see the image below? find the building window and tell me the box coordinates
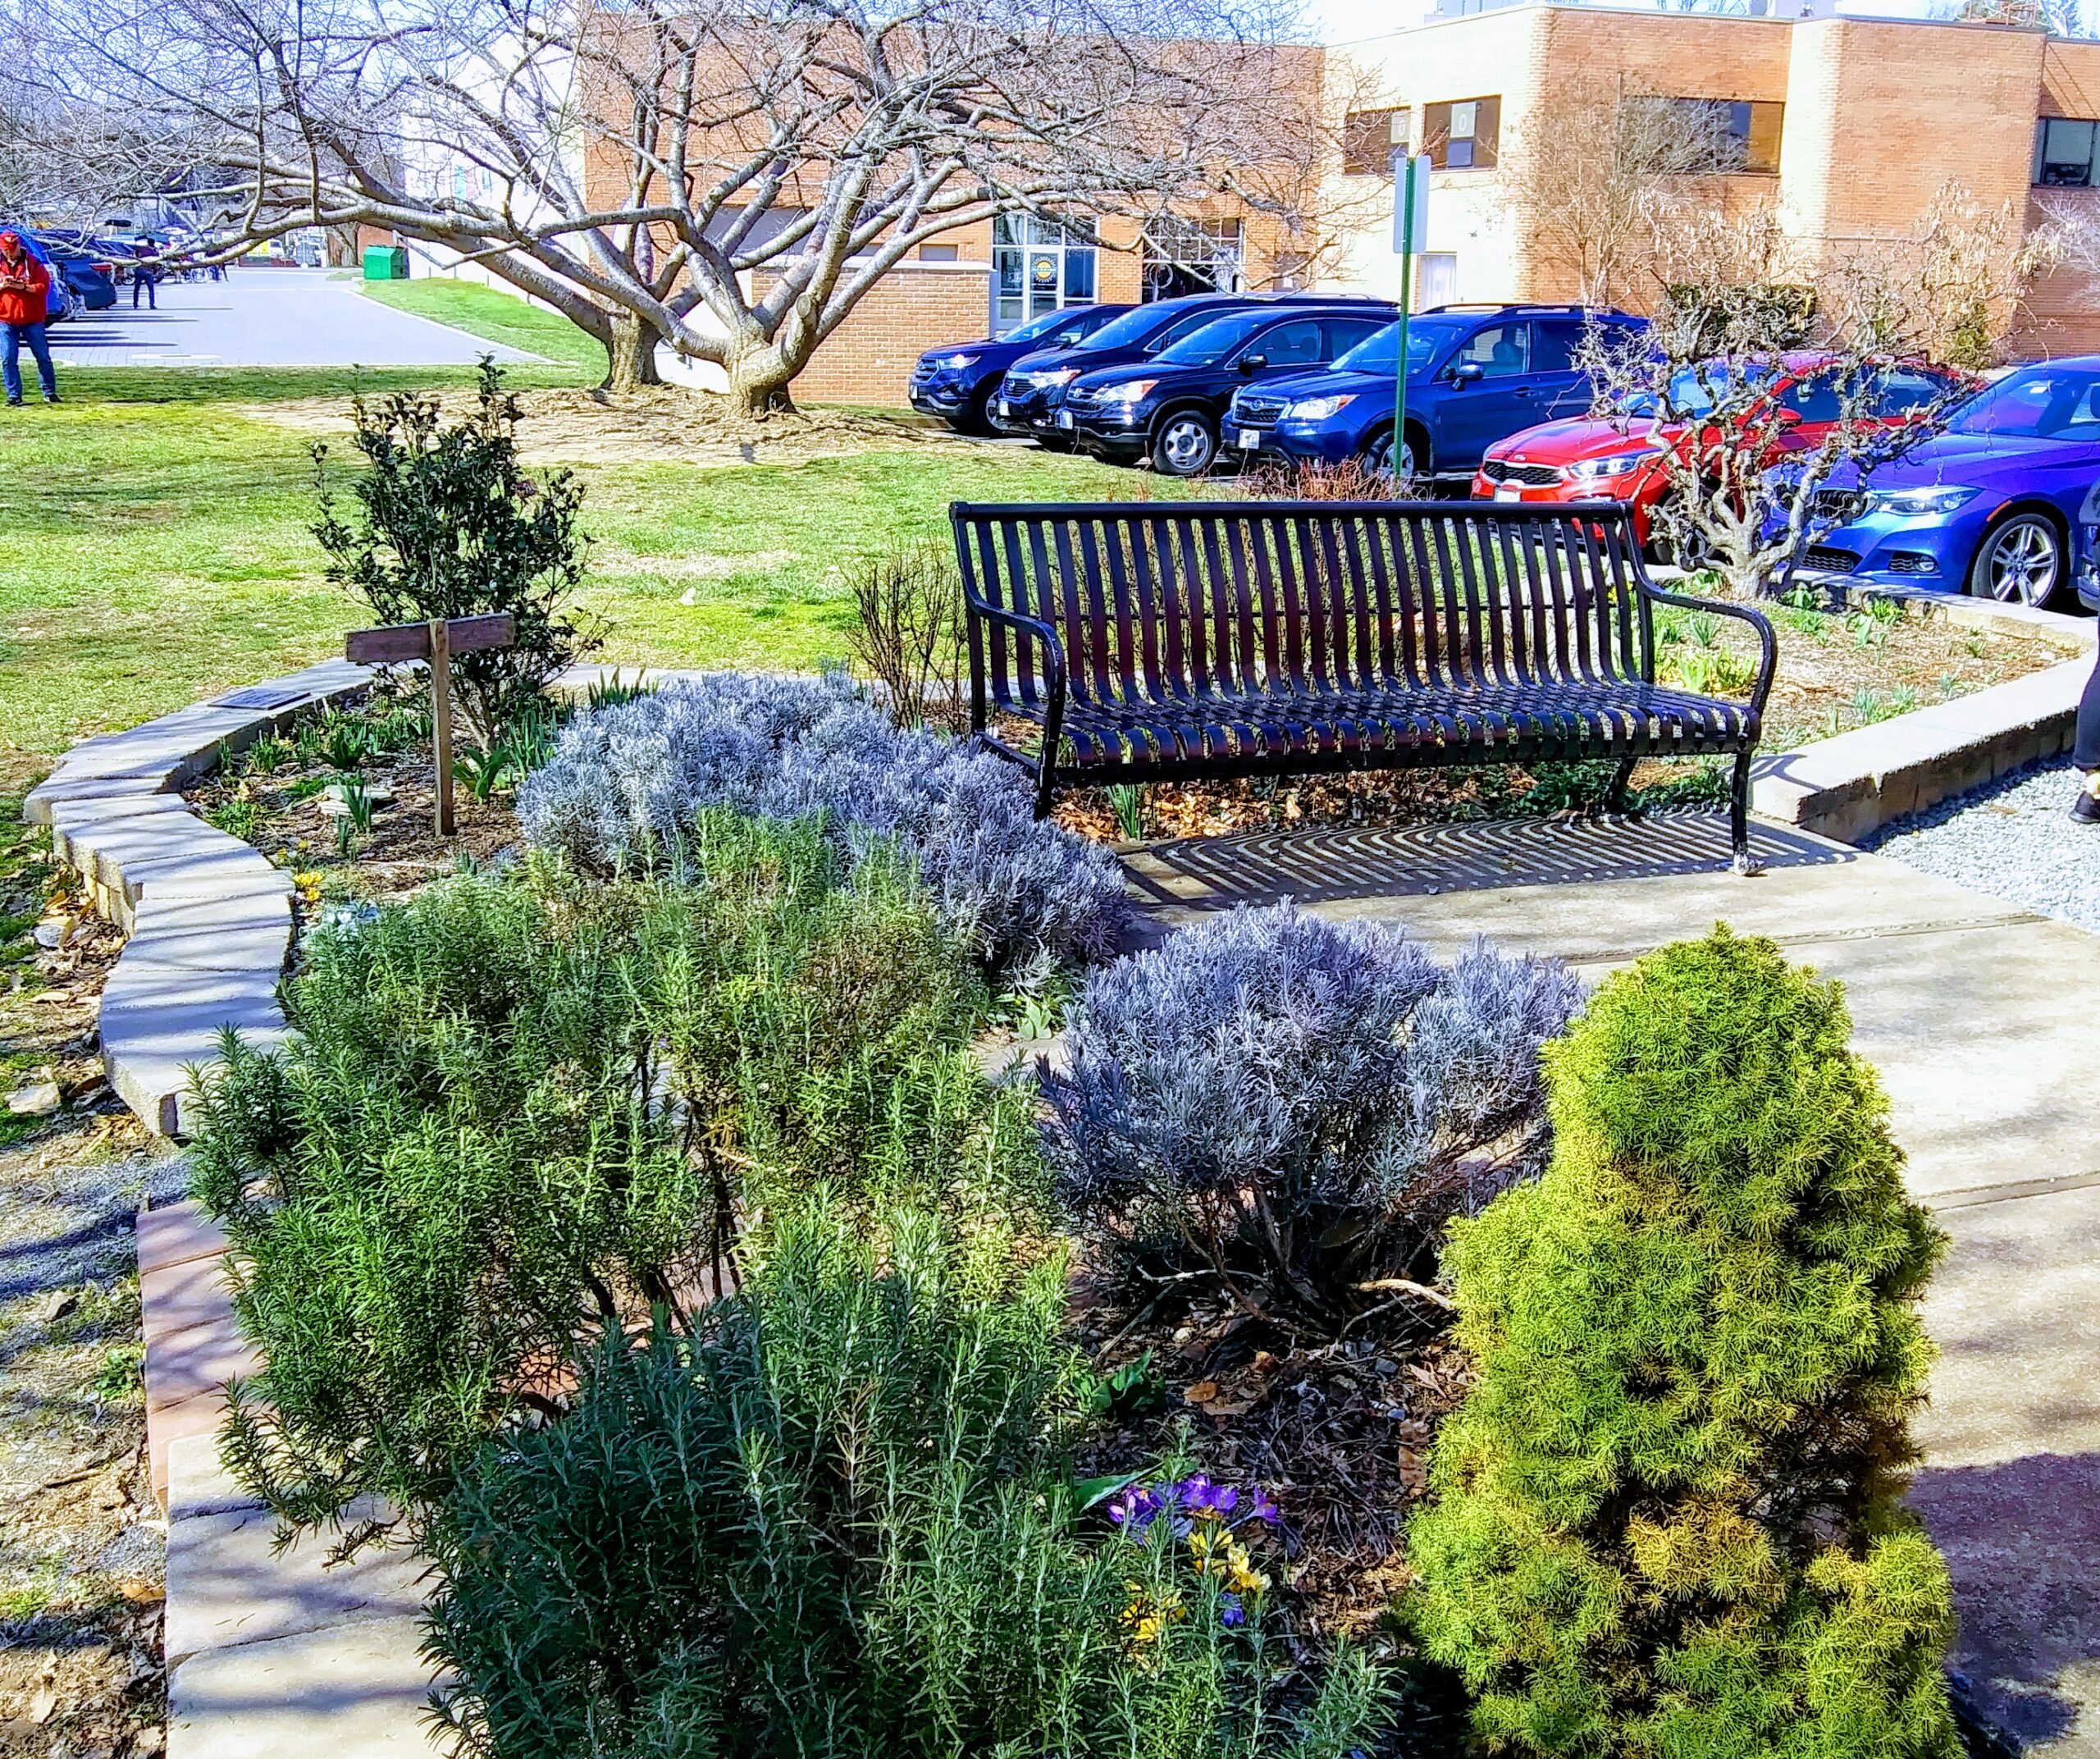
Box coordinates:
[1342,107,1408,176]
[2036,117,2100,186]
[1140,217,1244,300]
[1656,98,1784,174]
[920,243,958,262]
[992,214,1098,331]
[1422,97,1500,170]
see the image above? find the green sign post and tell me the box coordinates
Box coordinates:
[1390,149,1430,495]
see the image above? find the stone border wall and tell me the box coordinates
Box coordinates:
[1751,590,2094,846]
[24,661,376,1135]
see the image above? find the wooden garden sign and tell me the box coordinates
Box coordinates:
[344,613,516,838]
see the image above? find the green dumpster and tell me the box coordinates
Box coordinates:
[361,244,409,281]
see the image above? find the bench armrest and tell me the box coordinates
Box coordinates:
[1639,580,1778,723]
[961,595,1069,758]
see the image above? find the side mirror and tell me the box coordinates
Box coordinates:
[1449,360,1485,386]
[1238,354,1267,374]
[1777,408,1803,427]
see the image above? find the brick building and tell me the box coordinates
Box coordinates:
[1320,3,2100,355]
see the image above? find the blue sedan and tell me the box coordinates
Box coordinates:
[1796,359,2100,607]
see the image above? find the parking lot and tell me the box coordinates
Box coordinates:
[46,263,542,369]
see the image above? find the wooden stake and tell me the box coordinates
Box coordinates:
[428,616,455,838]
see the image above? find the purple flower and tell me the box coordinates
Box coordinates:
[1108,1484,1166,1532]
[1220,1592,1246,1628]
[1178,1475,1239,1519]
[1244,1486,1278,1526]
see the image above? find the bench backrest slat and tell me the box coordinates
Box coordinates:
[952,501,1651,717]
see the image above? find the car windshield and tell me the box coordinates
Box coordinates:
[1154,313,1271,366]
[1005,307,1089,346]
[1625,360,1783,418]
[1076,304,1207,351]
[1331,318,1471,378]
[1946,365,2100,437]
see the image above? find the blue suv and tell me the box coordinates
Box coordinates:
[907,304,1129,434]
[1222,304,1646,481]
[992,292,1395,450]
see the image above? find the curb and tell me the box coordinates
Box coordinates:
[1751,591,2093,846]
[25,661,374,1136]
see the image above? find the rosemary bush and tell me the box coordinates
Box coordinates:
[1040,903,1582,1330]
[188,816,1026,1535]
[1408,927,1959,1757]
[515,671,1127,974]
[313,359,599,750]
[423,1195,1396,1759]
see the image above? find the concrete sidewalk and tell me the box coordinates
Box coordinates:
[48,266,541,369]
[1129,814,2100,1752]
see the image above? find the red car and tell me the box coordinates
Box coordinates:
[1470,353,1975,552]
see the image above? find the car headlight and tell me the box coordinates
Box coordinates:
[1285,393,1357,421]
[1097,379,1156,404]
[1029,368,1079,387]
[1568,447,1664,482]
[932,352,979,371]
[1870,486,1979,516]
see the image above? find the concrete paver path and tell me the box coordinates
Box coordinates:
[47,265,541,368]
[1128,814,2100,1752]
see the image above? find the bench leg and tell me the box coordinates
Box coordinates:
[1032,759,1058,822]
[1604,756,1640,820]
[1729,752,1762,876]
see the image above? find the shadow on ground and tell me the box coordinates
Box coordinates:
[1913,1451,2100,1748]
[1122,811,1847,913]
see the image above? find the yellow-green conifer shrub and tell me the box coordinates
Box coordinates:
[1407,926,1961,1757]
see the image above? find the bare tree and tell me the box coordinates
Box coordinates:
[1577,218,1974,601]
[41,0,1344,409]
[1505,82,1746,307]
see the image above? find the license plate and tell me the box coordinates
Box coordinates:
[998,399,1011,417]
[1058,410,1074,429]
[1238,428,1258,450]
[1494,485,1522,502]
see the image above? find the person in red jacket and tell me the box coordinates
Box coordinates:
[0,232,57,406]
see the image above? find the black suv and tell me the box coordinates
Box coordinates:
[990,292,1393,451]
[906,303,1130,434]
[1065,304,1397,475]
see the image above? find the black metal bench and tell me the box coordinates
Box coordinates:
[950,499,1776,871]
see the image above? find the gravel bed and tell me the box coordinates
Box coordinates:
[1867,756,2100,933]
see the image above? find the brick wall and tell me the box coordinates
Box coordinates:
[769,262,996,406]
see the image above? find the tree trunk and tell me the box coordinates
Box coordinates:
[725,343,800,418]
[601,313,664,395]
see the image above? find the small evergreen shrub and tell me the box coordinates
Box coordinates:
[313,358,599,750]
[514,671,1128,974]
[1406,926,1960,1757]
[188,818,1027,1535]
[1039,904,1582,1328]
[423,1195,1396,1759]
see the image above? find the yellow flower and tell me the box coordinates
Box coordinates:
[1225,1542,1270,1597]
[294,870,324,891]
[1188,1528,1227,1573]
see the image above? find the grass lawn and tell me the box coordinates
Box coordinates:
[357,277,609,374]
[0,343,1128,791]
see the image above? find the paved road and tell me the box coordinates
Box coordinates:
[47,264,541,368]
[1133,816,2100,1754]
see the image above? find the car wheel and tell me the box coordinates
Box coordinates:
[1647,487,1720,572]
[1967,512,2065,608]
[1152,410,1218,477]
[946,386,997,438]
[1361,427,1421,487]
[1037,431,1075,453]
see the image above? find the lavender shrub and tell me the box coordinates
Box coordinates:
[1040,904,1582,1328]
[517,674,1127,971]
